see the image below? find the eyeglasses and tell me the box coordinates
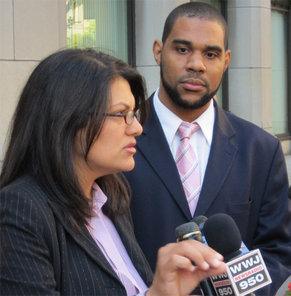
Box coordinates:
[104,110,140,125]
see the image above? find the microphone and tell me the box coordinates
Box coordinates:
[175,221,216,296]
[176,221,202,242]
[203,214,242,261]
[203,213,272,296]
[192,215,208,244]
[192,215,208,230]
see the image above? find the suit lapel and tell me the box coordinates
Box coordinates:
[114,213,153,286]
[195,104,238,216]
[48,201,120,282]
[138,98,192,219]
[139,98,238,219]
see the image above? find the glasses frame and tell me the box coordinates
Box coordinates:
[104,110,140,125]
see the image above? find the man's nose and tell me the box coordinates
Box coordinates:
[186,52,206,73]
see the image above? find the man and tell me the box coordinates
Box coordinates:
[125,2,291,295]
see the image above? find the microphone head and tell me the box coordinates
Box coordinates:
[203,213,242,261]
[192,215,208,229]
[175,222,202,242]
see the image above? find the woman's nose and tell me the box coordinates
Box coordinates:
[126,116,143,137]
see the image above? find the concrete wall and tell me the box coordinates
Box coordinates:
[0,0,66,163]
[227,0,273,133]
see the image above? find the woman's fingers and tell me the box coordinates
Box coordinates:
[157,240,224,271]
[148,240,226,296]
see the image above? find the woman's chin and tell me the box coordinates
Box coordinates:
[122,161,135,172]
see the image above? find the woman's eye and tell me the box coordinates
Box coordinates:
[110,111,127,116]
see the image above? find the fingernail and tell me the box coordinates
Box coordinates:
[211,258,223,268]
[216,254,224,261]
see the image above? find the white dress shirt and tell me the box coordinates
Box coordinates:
[153,89,215,185]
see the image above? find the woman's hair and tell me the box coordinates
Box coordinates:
[0,48,147,226]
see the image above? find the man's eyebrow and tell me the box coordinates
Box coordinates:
[172,39,192,46]
[205,45,223,53]
[172,40,223,53]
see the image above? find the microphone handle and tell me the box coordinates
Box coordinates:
[200,279,216,295]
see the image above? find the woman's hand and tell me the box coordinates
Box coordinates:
[147,240,226,296]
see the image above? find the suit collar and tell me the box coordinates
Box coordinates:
[49,201,153,287]
[114,214,153,286]
[140,97,238,218]
[140,96,192,219]
[194,102,238,215]
[48,201,121,283]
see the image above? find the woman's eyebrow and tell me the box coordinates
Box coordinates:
[109,102,133,109]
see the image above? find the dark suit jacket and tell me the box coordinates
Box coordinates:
[125,96,291,296]
[0,175,153,295]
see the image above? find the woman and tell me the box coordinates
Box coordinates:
[0,48,225,295]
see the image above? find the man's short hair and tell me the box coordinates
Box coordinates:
[162,1,228,48]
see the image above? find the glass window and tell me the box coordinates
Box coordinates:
[271,2,289,135]
[66,0,130,63]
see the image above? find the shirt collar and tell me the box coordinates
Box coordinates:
[153,89,215,146]
[91,183,108,214]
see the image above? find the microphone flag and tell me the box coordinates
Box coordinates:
[225,249,272,296]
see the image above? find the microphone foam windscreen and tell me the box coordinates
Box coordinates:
[203,213,242,257]
[192,215,207,228]
[175,222,200,239]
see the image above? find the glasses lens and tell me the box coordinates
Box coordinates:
[125,111,133,125]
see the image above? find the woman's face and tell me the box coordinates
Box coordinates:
[74,77,143,187]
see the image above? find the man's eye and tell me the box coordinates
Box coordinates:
[177,47,189,54]
[205,52,218,59]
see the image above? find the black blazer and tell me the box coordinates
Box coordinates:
[0,175,153,295]
[125,96,291,296]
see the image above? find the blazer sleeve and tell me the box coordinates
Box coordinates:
[0,187,60,296]
[253,141,291,295]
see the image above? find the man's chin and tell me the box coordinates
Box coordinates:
[175,94,211,110]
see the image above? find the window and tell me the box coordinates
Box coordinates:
[271,0,290,136]
[66,0,134,64]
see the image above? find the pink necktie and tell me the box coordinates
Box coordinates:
[176,122,201,217]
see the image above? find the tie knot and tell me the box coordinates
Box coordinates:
[178,122,199,140]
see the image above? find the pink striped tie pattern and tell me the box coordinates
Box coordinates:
[176,122,201,217]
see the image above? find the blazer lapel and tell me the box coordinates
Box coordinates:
[113,213,153,286]
[48,201,120,282]
[138,98,192,219]
[195,104,238,216]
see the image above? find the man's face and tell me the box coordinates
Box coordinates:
[153,16,231,120]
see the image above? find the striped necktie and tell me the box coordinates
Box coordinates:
[176,122,201,216]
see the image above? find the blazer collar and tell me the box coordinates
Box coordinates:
[140,96,238,218]
[195,102,238,215]
[113,214,153,286]
[140,96,193,219]
[48,201,120,283]
[49,201,153,287]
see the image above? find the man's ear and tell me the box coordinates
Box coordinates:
[224,49,231,72]
[153,40,163,66]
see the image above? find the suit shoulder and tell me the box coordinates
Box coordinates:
[1,175,50,205]
[0,175,54,230]
[224,110,279,145]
